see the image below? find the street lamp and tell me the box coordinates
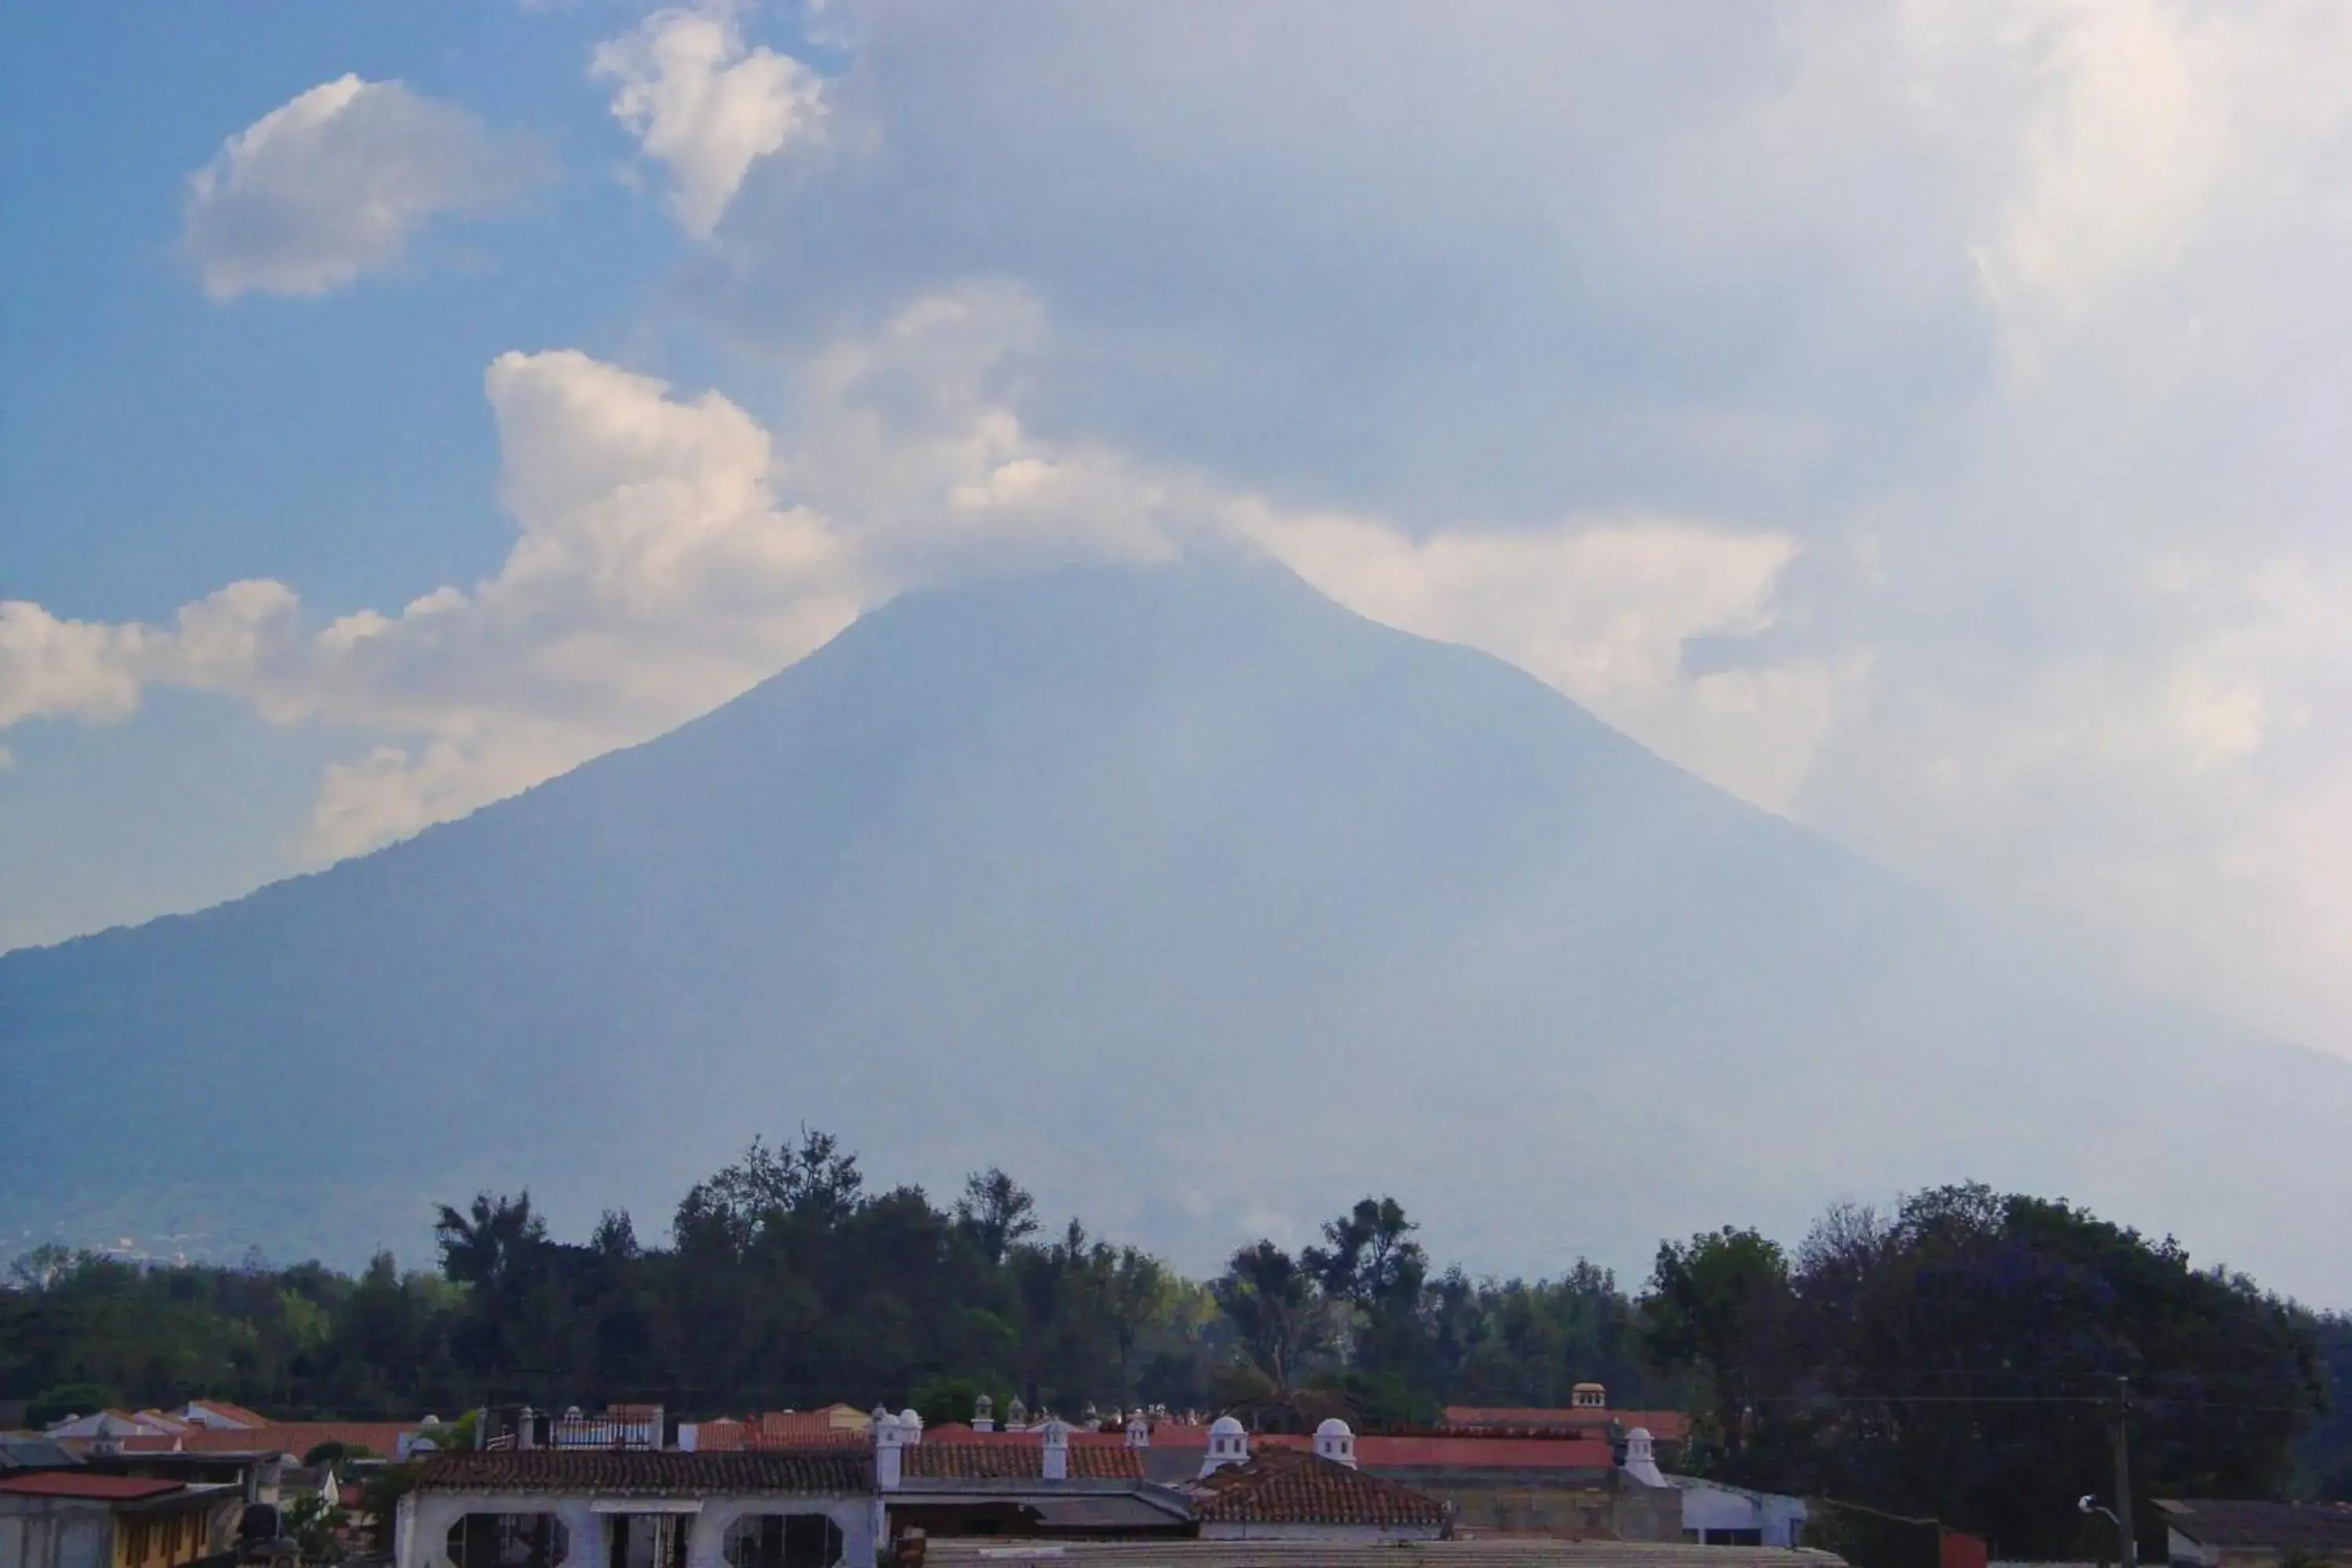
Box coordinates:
[2081,1495,2129,1565]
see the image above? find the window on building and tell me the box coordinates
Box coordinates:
[608,1514,691,1568]
[446,1513,572,1568]
[723,1513,844,1568]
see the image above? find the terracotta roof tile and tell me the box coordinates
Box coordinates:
[169,1422,421,1459]
[0,1474,187,1501]
[1190,1450,1446,1528]
[745,1413,867,1448]
[415,1450,869,1495]
[1357,1434,1614,1470]
[1442,1406,1692,1442]
[187,1403,273,1429]
[902,1443,1142,1480]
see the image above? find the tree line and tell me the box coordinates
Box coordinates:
[5,1130,2349,1559]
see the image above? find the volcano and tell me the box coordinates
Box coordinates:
[6,555,2348,1298]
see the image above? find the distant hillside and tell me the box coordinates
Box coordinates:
[5,556,2349,1299]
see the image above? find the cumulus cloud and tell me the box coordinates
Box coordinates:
[0,604,149,727]
[593,2,825,237]
[0,585,299,728]
[182,75,549,299]
[0,287,1810,867]
[1234,506,1841,811]
[31,1,2352,1064]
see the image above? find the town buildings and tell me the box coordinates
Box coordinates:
[0,1473,238,1568]
[2159,1499,2352,1568]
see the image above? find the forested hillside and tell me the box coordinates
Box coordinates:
[5,1131,2344,1559]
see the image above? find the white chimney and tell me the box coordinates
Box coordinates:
[898,1410,924,1447]
[1041,1417,1070,1481]
[1313,1418,1356,1468]
[1124,1411,1149,1449]
[973,1395,995,1435]
[1622,1427,1668,1488]
[874,1411,905,1491]
[1200,1415,1249,1478]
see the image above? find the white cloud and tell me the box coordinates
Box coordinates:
[1235,506,1839,811]
[34,1,2352,1068]
[0,584,298,728]
[0,604,149,727]
[0,286,1818,866]
[593,2,825,238]
[182,74,548,299]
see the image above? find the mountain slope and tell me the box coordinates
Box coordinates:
[6,556,2349,1298]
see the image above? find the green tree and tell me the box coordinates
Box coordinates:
[1642,1225,1791,1456]
[1213,1241,1334,1420]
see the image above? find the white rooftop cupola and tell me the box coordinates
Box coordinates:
[898,1409,923,1446]
[973,1394,995,1434]
[874,1409,908,1491]
[1200,1414,1250,1477]
[1041,1416,1072,1481]
[1313,1417,1357,1468]
[1005,1396,1029,1432]
[1622,1426,1668,1488]
[1572,1381,1608,1409]
[1125,1410,1150,1448]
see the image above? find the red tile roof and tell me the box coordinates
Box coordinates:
[1358,1434,1614,1470]
[902,1443,1143,1480]
[0,1474,186,1501]
[1441,1406,1691,1442]
[169,1421,421,1459]
[692,1420,746,1452]
[414,1450,870,1495]
[185,1403,273,1429]
[1190,1450,1447,1529]
[743,1413,867,1448]
[1083,1424,1611,1472]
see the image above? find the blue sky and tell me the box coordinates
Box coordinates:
[7,1,2352,1068]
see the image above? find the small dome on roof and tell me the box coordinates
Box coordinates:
[899,1409,922,1428]
[1315,1417,1352,1438]
[1209,1414,1246,1436]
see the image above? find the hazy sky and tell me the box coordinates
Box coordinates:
[6,1,2352,1062]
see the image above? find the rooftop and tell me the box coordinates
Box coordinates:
[0,1474,186,1502]
[1443,1408,1693,1443]
[919,1537,1844,1567]
[2158,1499,2352,1552]
[903,1442,1143,1482]
[1190,1448,1449,1530]
[414,1448,870,1495]
[75,1420,422,1460]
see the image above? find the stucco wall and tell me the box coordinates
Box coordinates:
[0,1499,115,1568]
[396,1490,873,1568]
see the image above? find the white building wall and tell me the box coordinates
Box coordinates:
[395,1490,872,1568]
[0,1501,114,1568]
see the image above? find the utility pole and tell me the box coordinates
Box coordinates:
[2112,1377,2138,1568]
